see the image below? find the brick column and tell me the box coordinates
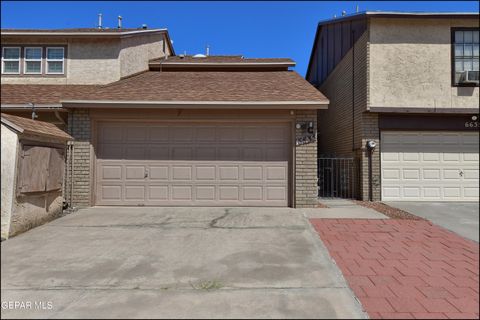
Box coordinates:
[358,112,381,201]
[295,110,318,208]
[66,109,92,208]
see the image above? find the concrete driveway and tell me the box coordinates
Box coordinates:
[1,207,365,319]
[386,202,480,242]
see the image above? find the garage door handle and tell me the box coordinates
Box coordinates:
[145,169,149,178]
[459,170,464,177]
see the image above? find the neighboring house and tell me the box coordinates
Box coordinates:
[1,28,328,209]
[1,113,72,239]
[306,11,479,202]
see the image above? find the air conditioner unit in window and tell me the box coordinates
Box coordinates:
[460,70,480,84]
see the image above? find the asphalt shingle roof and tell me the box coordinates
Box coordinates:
[1,113,72,140]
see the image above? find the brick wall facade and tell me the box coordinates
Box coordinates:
[295,110,318,208]
[357,112,381,201]
[65,109,91,207]
[316,27,381,201]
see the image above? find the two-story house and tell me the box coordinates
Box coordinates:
[307,11,479,202]
[1,28,174,128]
[1,27,328,210]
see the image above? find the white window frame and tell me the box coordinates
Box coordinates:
[2,47,21,74]
[46,47,64,74]
[24,47,43,75]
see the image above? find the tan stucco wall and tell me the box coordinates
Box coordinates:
[119,33,168,78]
[1,33,170,85]
[369,18,480,110]
[1,128,67,239]
[1,124,18,239]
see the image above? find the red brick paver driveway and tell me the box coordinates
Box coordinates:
[310,219,480,319]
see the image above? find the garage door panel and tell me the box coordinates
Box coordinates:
[423,169,440,180]
[381,131,479,201]
[219,166,239,180]
[101,185,122,200]
[125,185,145,200]
[244,186,263,200]
[171,185,193,200]
[96,122,290,206]
[196,186,215,200]
[266,186,288,201]
[149,185,169,200]
[465,187,480,198]
[424,187,441,198]
[102,166,122,180]
[219,186,240,201]
[196,166,216,180]
[464,169,479,180]
[150,166,169,180]
[126,166,145,179]
[243,166,263,180]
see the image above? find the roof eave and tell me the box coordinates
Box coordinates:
[1,28,168,38]
[1,117,25,133]
[151,62,296,67]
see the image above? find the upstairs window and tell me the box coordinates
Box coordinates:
[24,47,42,74]
[2,47,20,74]
[453,29,479,86]
[46,47,64,74]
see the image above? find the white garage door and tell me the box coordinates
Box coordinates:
[95,121,291,206]
[381,131,479,201]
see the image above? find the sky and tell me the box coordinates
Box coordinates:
[2,1,479,75]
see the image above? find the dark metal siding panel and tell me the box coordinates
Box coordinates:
[342,22,351,56]
[311,17,367,86]
[321,30,328,81]
[327,24,335,74]
[334,23,343,65]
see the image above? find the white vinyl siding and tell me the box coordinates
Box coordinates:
[46,47,64,74]
[24,47,42,74]
[381,131,479,201]
[2,47,20,74]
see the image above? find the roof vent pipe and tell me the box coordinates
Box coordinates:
[118,16,122,29]
[206,44,210,56]
[356,5,359,13]
[98,13,103,29]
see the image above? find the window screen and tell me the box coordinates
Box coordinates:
[454,30,480,85]
[25,47,42,74]
[2,47,20,74]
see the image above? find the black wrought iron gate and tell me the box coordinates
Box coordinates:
[318,157,359,199]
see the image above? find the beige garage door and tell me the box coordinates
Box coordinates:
[381,131,479,201]
[95,121,291,206]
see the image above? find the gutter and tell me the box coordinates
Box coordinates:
[60,100,329,109]
[1,104,64,110]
